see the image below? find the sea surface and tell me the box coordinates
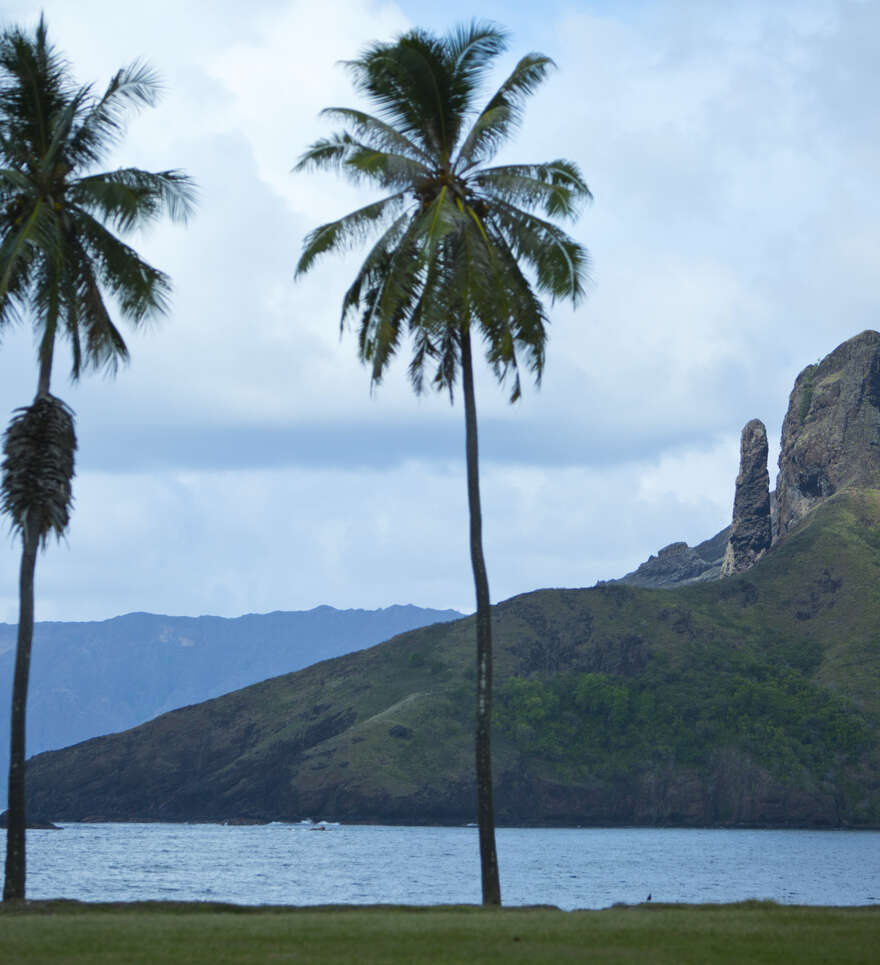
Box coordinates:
[12,823,880,909]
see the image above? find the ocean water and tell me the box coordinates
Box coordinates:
[11,823,879,909]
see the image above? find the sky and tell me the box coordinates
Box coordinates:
[0,0,877,622]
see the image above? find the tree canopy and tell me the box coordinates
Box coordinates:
[0,14,195,392]
[295,20,591,402]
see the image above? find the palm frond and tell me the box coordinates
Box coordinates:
[1,394,76,547]
[0,16,71,162]
[295,132,429,190]
[444,21,508,139]
[348,211,438,385]
[344,30,457,159]
[318,107,432,164]
[63,232,130,378]
[446,21,508,80]
[295,193,409,278]
[0,254,32,329]
[72,208,172,325]
[477,221,549,388]
[456,208,530,400]
[57,256,83,377]
[0,165,34,192]
[404,243,465,397]
[339,210,413,329]
[455,54,555,171]
[0,196,56,306]
[488,199,590,305]
[32,255,62,379]
[423,186,467,251]
[39,84,85,173]
[71,167,196,231]
[68,60,161,166]
[293,133,351,171]
[419,216,486,399]
[472,160,591,218]
[432,322,460,399]
[405,282,441,395]
[345,145,432,188]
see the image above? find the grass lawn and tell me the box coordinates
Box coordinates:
[0,900,877,964]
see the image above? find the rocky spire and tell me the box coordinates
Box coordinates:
[775,330,880,539]
[721,419,772,576]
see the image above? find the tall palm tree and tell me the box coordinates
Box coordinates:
[294,21,590,905]
[0,15,195,901]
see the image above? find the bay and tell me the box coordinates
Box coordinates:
[13,824,880,909]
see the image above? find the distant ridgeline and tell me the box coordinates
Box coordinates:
[0,605,462,804]
[21,333,880,828]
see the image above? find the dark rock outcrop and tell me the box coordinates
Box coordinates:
[776,330,880,539]
[0,809,60,830]
[721,419,772,575]
[609,528,729,588]
[615,331,880,584]
[625,541,711,586]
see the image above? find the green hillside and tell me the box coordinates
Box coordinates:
[25,490,880,827]
[0,604,462,804]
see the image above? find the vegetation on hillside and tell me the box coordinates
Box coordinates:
[496,656,869,784]
[23,490,880,829]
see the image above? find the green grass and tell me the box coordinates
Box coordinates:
[0,901,877,964]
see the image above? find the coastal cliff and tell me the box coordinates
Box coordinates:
[619,330,880,586]
[775,330,880,539]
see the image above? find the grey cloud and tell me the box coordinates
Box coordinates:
[1,0,877,623]
[74,416,723,473]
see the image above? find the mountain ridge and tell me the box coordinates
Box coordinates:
[23,487,880,827]
[0,603,463,805]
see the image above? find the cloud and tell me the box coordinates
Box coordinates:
[0,462,475,621]
[0,0,877,621]
[0,447,738,623]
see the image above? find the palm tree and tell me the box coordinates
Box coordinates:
[0,15,195,901]
[294,21,590,905]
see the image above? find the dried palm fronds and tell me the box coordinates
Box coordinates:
[1,395,76,547]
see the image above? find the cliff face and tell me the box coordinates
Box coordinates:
[721,419,772,575]
[610,529,729,588]
[619,331,880,585]
[776,330,880,539]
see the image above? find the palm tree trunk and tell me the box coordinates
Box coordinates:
[460,326,501,907]
[3,515,38,902]
[36,339,53,399]
[4,352,56,902]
